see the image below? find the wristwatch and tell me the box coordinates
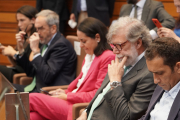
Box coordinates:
[110,81,122,89]
[13,51,23,60]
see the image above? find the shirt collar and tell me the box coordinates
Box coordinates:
[47,33,57,46]
[135,0,146,8]
[125,51,145,68]
[85,54,95,63]
[165,81,180,99]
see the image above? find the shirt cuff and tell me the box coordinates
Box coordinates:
[150,30,159,40]
[33,53,41,60]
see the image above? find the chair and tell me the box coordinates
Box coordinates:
[41,86,89,120]
[12,52,34,85]
[13,35,86,85]
[66,35,86,77]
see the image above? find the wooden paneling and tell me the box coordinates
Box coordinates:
[164,3,179,17]
[0,32,16,45]
[0,13,16,23]
[0,0,178,65]
[0,55,10,65]
[0,1,36,12]
[113,2,127,16]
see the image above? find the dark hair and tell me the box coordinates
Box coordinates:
[16,5,37,35]
[145,37,180,71]
[77,17,111,56]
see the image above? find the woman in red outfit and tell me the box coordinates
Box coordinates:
[29,17,115,120]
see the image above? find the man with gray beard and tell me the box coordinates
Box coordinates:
[77,16,156,120]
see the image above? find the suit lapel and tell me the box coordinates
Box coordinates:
[124,5,133,16]
[93,74,110,108]
[96,57,147,108]
[96,57,146,108]
[42,32,61,58]
[122,57,145,82]
[141,0,150,24]
[88,73,110,109]
[81,57,97,83]
[76,56,99,91]
[167,89,180,120]
[144,86,164,120]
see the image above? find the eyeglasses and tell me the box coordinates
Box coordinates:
[110,40,128,51]
[36,26,45,32]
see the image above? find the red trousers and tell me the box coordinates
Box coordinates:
[30,93,73,120]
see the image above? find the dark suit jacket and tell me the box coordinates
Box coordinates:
[139,85,180,120]
[71,0,115,26]
[86,57,156,120]
[36,0,69,21]
[17,32,77,92]
[119,0,175,32]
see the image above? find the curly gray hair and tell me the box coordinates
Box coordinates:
[107,16,152,48]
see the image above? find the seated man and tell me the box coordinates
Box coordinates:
[13,10,77,93]
[77,16,156,120]
[139,37,180,120]
[119,0,175,40]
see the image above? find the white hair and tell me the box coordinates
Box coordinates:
[36,10,59,31]
[107,16,152,48]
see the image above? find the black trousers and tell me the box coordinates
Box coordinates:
[0,65,16,83]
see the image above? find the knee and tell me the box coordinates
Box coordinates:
[29,93,42,104]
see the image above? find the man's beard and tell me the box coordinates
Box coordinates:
[39,31,52,44]
[117,44,138,66]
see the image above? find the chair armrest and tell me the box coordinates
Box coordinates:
[19,77,33,85]
[41,85,69,93]
[7,56,16,66]
[13,73,27,84]
[72,103,89,119]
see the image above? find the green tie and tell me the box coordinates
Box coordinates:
[87,84,111,120]
[134,5,138,18]
[24,44,48,92]
[124,65,132,74]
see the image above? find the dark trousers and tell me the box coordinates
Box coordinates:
[13,84,39,93]
[0,65,16,83]
[59,20,66,35]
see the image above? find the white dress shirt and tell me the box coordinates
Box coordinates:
[80,0,87,11]
[72,54,95,93]
[150,81,180,120]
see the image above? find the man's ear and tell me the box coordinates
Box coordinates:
[51,25,57,33]
[175,62,180,73]
[135,38,142,49]
[95,33,100,43]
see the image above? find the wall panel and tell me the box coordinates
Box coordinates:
[0,0,178,65]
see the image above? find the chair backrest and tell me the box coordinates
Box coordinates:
[66,35,86,77]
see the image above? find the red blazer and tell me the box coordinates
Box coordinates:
[65,50,115,104]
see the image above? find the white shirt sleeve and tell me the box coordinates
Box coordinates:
[150,30,159,40]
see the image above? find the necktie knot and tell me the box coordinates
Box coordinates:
[41,44,48,55]
[124,65,132,74]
